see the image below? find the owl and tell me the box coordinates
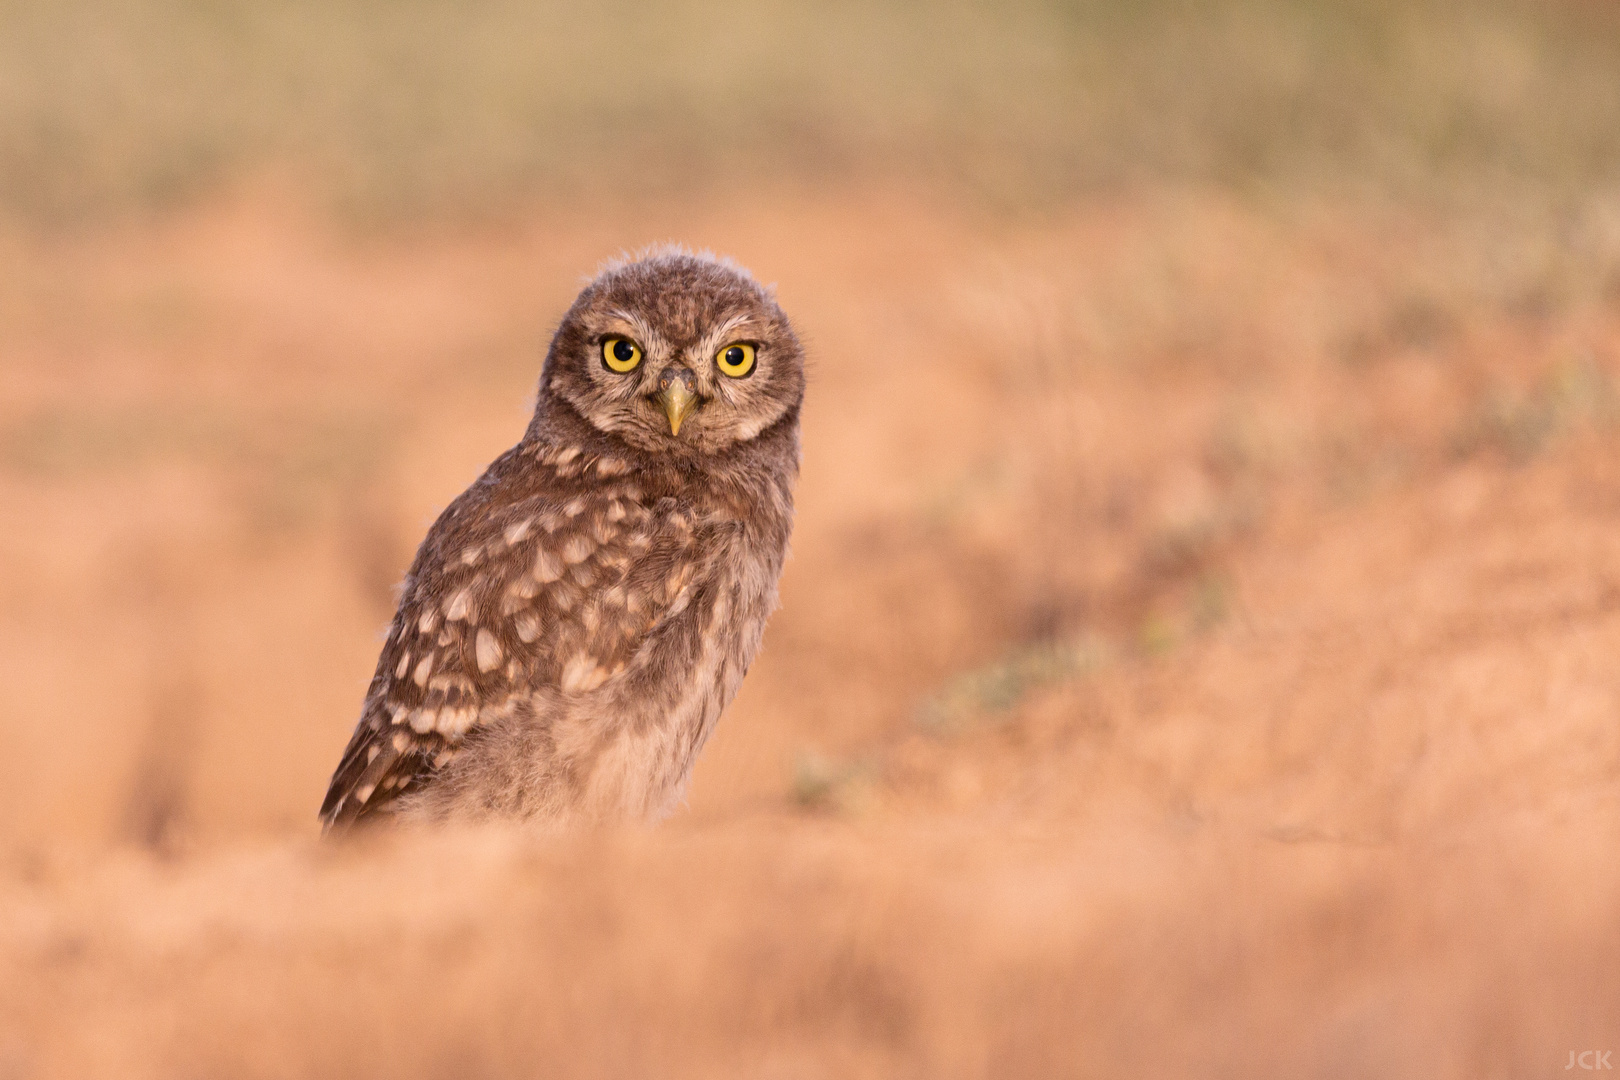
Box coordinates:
[319,249,803,831]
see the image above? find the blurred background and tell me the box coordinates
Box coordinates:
[3,0,1620,1075]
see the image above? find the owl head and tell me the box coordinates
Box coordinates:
[535,249,805,457]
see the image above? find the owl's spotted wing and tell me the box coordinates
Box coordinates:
[319,444,715,830]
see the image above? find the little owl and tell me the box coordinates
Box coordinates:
[319,250,803,831]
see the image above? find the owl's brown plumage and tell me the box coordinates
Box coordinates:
[320,249,802,831]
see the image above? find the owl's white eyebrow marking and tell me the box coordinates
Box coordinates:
[694,313,763,361]
[605,309,663,355]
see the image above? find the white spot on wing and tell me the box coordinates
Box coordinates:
[513,610,542,642]
[475,628,503,672]
[395,651,410,679]
[438,707,476,736]
[534,547,564,583]
[562,534,593,564]
[561,653,610,694]
[666,562,695,599]
[413,653,435,687]
[444,588,472,622]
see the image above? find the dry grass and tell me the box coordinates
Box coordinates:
[2,0,1620,220]
[1,182,1618,1076]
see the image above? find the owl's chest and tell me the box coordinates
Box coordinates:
[557,514,785,820]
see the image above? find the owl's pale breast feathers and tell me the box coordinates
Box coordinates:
[320,249,802,831]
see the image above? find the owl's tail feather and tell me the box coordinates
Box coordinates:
[319,733,402,832]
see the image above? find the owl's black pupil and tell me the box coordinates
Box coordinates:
[725,347,743,364]
[612,340,635,362]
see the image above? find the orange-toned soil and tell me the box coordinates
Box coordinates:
[0,184,1617,1077]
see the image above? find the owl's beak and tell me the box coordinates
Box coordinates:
[655,368,700,436]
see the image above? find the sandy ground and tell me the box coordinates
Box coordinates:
[1,183,1618,1077]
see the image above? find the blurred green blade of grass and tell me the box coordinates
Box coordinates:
[1,0,1618,221]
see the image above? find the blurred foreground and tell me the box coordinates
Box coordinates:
[1,181,1618,1076]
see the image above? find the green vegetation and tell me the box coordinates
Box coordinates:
[1455,356,1620,463]
[790,748,878,812]
[2,0,1618,221]
[917,637,1109,734]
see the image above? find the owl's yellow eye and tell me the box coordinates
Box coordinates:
[601,337,642,373]
[715,342,756,378]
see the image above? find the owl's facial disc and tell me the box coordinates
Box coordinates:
[654,367,700,436]
[539,251,805,455]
